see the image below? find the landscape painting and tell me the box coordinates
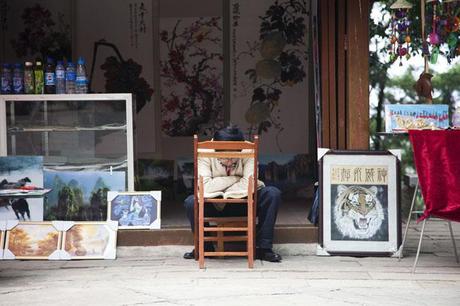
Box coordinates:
[5,222,60,259]
[136,159,174,200]
[63,223,115,259]
[176,158,194,200]
[0,156,44,221]
[44,170,126,221]
[258,154,313,200]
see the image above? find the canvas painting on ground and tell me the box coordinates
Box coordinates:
[320,150,401,255]
[62,222,117,259]
[108,191,161,229]
[0,156,44,221]
[44,170,126,221]
[4,222,60,260]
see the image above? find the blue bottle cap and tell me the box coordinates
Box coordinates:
[57,61,64,65]
[47,57,54,63]
[14,63,22,68]
[67,62,74,67]
[2,63,10,68]
[77,57,85,65]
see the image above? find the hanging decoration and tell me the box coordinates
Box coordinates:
[442,0,460,61]
[389,0,414,65]
[387,0,460,65]
[427,0,441,63]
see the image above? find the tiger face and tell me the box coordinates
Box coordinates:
[333,185,384,239]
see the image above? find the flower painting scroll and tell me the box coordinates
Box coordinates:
[230,0,310,153]
[160,17,224,137]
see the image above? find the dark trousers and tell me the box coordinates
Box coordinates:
[184,186,281,249]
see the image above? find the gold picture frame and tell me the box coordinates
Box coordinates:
[4,221,62,260]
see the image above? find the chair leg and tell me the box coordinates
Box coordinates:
[217,231,224,258]
[448,221,459,264]
[247,180,254,269]
[199,204,205,269]
[412,218,427,273]
[399,181,419,261]
[198,180,205,269]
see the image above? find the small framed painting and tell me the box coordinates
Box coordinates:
[384,104,449,132]
[4,221,61,260]
[61,221,118,260]
[318,149,401,256]
[107,191,161,229]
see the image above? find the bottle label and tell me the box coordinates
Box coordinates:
[66,71,76,81]
[45,72,55,85]
[13,77,23,93]
[56,70,65,79]
[76,76,87,85]
[24,72,34,93]
[1,77,11,93]
[35,72,44,94]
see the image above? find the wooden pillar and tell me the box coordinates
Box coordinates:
[318,0,370,150]
[346,0,370,150]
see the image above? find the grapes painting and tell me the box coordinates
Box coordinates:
[237,0,308,150]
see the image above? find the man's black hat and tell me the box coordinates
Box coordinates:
[213,125,245,141]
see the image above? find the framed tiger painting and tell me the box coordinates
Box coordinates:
[317,149,401,256]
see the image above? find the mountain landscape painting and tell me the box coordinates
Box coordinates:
[44,170,126,221]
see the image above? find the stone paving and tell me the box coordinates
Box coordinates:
[0,220,459,306]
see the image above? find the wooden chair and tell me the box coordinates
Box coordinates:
[193,134,259,269]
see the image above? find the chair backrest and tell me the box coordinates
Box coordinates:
[193,134,259,202]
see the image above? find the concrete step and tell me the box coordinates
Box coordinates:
[118,225,318,246]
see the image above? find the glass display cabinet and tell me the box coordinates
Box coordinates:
[0,94,134,190]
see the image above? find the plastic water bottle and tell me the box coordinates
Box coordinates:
[34,60,44,94]
[12,63,24,94]
[55,61,65,94]
[24,62,35,94]
[1,63,12,94]
[45,57,56,94]
[65,62,76,94]
[75,57,88,94]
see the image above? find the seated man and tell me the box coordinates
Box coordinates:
[183,125,282,262]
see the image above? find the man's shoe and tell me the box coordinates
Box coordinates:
[183,250,195,259]
[183,243,215,259]
[256,248,282,262]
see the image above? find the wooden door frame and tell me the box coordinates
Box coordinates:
[318,0,370,150]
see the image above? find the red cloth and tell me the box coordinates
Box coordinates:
[409,130,460,222]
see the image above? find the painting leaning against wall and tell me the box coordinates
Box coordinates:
[230,0,310,153]
[0,156,44,222]
[5,222,60,259]
[159,17,224,137]
[43,170,126,222]
[62,223,114,259]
